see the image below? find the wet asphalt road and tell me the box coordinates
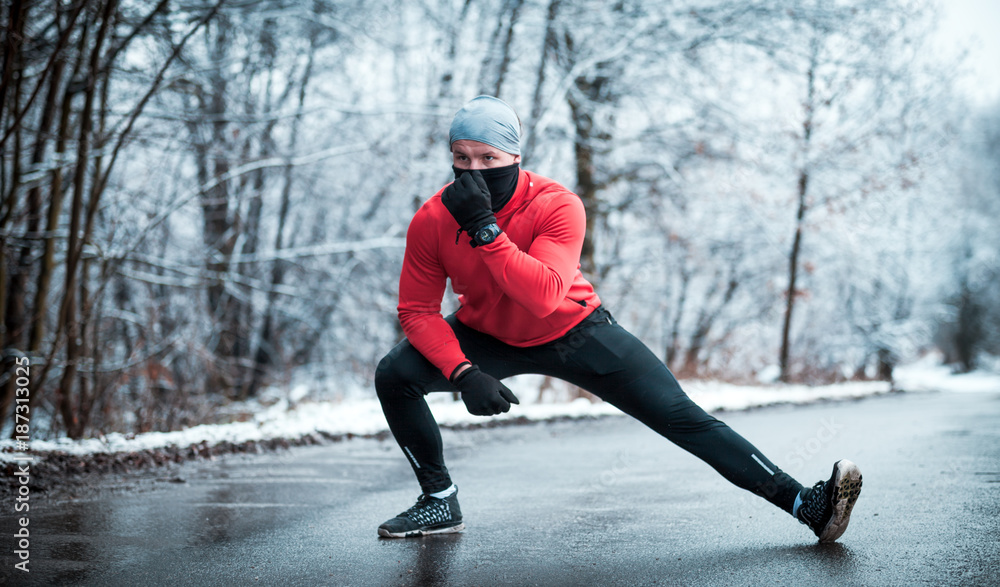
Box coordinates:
[2,389,999,586]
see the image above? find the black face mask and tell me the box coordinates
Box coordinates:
[452,163,520,213]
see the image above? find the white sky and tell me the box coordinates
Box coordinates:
[934,0,1000,105]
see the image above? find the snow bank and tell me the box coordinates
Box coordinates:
[3,359,997,462]
[682,379,891,411]
[893,353,1000,394]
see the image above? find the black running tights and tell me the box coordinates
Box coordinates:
[375,306,803,513]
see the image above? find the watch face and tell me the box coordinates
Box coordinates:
[474,224,499,246]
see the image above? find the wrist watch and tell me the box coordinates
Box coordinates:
[472,223,502,247]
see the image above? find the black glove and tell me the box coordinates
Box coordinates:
[442,171,496,235]
[452,365,520,416]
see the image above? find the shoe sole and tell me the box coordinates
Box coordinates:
[817,459,862,543]
[377,522,465,539]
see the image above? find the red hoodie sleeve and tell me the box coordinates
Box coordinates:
[397,204,469,379]
[475,193,586,318]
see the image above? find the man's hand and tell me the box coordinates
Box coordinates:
[442,170,496,234]
[452,365,520,416]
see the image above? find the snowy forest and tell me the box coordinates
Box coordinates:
[1,0,998,440]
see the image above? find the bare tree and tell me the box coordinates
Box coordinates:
[1,0,223,437]
[771,1,941,381]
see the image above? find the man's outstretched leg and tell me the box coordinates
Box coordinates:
[548,309,862,542]
[374,340,464,538]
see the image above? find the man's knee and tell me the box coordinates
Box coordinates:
[375,342,435,400]
[375,351,403,399]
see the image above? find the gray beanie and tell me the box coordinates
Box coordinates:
[448,95,521,156]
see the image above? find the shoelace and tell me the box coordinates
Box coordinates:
[401,495,429,517]
[798,481,829,526]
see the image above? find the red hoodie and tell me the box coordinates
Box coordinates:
[397,169,601,378]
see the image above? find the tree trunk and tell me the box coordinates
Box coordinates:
[5,41,64,353]
[198,15,252,397]
[953,283,983,373]
[683,272,739,376]
[0,41,63,434]
[665,263,691,370]
[0,0,27,124]
[779,36,818,383]
[72,38,117,436]
[247,30,318,398]
[0,0,29,432]
[524,0,560,161]
[876,347,894,382]
[567,69,609,278]
[493,0,524,96]
[57,0,117,438]
[479,0,524,97]
[21,6,87,436]
[778,171,807,382]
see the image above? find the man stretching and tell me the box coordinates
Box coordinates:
[374,95,862,542]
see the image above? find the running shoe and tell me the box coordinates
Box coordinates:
[796,459,863,542]
[378,489,464,538]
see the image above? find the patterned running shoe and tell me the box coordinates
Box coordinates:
[378,489,464,538]
[796,459,863,542]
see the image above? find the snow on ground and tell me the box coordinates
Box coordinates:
[893,352,1000,393]
[2,357,998,463]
